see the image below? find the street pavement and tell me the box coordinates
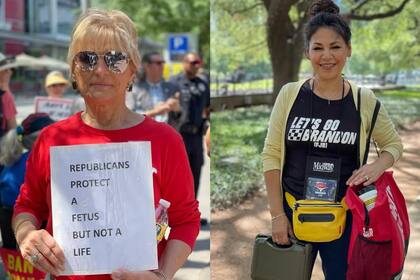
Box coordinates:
[174,151,210,280]
[400,197,420,280]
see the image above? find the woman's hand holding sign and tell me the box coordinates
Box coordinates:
[14,214,65,276]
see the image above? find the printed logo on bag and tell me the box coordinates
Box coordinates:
[386,185,404,245]
[313,161,334,173]
[287,117,357,149]
[363,227,374,238]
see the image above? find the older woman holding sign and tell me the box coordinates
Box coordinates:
[12,9,200,280]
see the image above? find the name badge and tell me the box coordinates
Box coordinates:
[304,156,341,201]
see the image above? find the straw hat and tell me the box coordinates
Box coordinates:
[45,71,69,87]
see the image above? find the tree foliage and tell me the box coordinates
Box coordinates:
[211,0,269,74]
[212,0,417,98]
[349,0,419,77]
[92,0,210,63]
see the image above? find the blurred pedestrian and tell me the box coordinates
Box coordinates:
[35,71,72,121]
[0,113,54,249]
[44,71,69,98]
[171,53,210,199]
[171,53,210,226]
[127,52,181,124]
[0,53,17,138]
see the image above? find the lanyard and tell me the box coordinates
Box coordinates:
[307,78,346,156]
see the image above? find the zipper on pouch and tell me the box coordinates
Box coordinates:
[298,213,335,222]
[294,202,342,211]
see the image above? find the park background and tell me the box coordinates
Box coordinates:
[210,0,420,279]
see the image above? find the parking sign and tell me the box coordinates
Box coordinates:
[169,34,189,54]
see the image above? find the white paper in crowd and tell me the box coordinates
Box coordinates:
[34,96,73,121]
[51,142,157,275]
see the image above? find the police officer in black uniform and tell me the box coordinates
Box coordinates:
[171,52,210,203]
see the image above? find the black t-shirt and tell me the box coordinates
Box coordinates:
[282,81,360,201]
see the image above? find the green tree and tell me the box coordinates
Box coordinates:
[349,2,420,83]
[214,0,413,101]
[211,0,270,75]
[92,0,210,63]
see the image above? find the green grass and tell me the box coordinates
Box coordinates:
[211,106,271,209]
[379,88,420,98]
[210,79,272,92]
[377,88,420,125]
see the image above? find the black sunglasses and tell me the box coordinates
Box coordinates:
[149,60,165,66]
[188,60,201,66]
[74,51,130,74]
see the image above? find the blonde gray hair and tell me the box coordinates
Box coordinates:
[0,129,41,166]
[67,9,141,76]
[0,130,23,166]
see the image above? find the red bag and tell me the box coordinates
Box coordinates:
[345,171,410,280]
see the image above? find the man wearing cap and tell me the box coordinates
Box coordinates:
[126,51,181,124]
[0,52,17,139]
[44,70,69,98]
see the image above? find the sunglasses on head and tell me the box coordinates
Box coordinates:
[74,51,130,74]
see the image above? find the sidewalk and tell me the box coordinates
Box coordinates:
[403,199,420,279]
[174,149,211,280]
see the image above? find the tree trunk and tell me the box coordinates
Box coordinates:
[261,0,409,104]
[264,0,307,103]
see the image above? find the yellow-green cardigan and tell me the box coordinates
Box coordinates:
[262,80,403,173]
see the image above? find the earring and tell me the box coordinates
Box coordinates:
[72,81,78,90]
[127,82,134,92]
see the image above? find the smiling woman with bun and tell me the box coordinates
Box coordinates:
[261,0,403,278]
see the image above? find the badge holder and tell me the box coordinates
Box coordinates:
[304,156,341,202]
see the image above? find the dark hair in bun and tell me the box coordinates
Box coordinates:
[305,0,351,49]
[309,0,340,16]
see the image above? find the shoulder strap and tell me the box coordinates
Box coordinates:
[362,95,381,165]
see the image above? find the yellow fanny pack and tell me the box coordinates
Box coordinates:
[285,192,348,242]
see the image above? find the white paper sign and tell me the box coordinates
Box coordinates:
[51,142,157,275]
[34,96,73,121]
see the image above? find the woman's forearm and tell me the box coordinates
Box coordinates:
[264,169,285,217]
[12,213,40,245]
[376,151,395,171]
[158,239,191,279]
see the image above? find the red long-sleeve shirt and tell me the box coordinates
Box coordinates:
[14,113,200,280]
